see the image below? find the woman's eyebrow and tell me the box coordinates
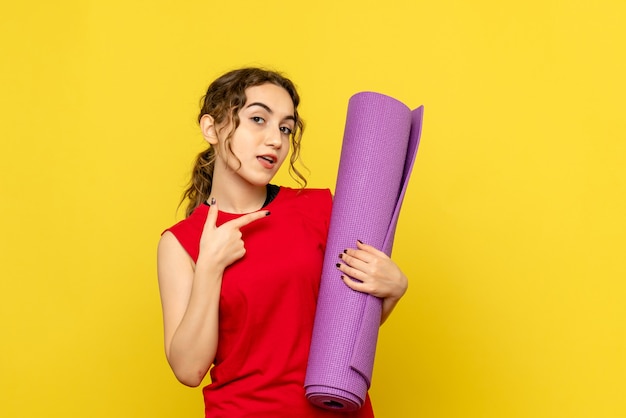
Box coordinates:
[246,102,272,113]
[246,102,296,122]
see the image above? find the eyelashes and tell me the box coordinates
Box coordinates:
[249,116,293,135]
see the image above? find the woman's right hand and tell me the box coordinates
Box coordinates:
[197,201,270,270]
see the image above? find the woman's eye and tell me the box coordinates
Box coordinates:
[251,116,264,124]
[280,126,293,135]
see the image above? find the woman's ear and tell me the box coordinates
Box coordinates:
[200,114,219,145]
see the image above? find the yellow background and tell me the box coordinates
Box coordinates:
[1,0,625,417]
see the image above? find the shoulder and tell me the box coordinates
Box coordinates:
[165,204,208,236]
[278,186,332,207]
[161,204,209,263]
[157,230,189,262]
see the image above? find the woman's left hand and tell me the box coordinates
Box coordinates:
[337,240,408,321]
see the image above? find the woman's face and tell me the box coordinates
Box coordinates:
[213,83,296,187]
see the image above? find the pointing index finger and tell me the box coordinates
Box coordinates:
[229,210,271,230]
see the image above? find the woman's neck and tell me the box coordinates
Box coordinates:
[209,177,267,214]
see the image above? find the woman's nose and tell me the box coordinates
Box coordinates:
[265,127,282,148]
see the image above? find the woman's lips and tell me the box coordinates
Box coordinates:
[257,155,276,169]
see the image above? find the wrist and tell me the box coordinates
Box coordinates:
[194,259,225,278]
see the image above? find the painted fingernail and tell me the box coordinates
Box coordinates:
[210,197,216,205]
[343,249,347,254]
[265,211,271,216]
[357,239,363,244]
[336,263,341,268]
[338,253,343,259]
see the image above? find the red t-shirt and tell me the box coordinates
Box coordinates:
[166,187,374,417]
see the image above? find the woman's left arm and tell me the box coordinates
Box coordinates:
[336,240,408,324]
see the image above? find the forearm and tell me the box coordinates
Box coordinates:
[380,296,401,325]
[167,264,222,387]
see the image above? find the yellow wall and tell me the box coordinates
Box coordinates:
[1,1,625,417]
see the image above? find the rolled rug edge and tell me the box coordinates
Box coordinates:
[306,386,362,412]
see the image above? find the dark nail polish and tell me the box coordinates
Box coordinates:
[357,239,363,244]
[338,253,343,259]
[210,197,216,205]
[265,211,271,216]
[336,263,341,268]
[343,249,347,254]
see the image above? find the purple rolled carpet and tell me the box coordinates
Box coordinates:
[304,92,424,411]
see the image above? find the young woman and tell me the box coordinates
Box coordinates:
[157,68,408,417]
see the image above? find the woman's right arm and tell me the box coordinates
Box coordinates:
[157,203,270,387]
[157,230,223,387]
